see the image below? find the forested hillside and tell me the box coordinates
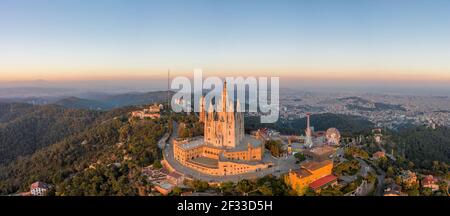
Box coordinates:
[0,103,37,124]
[0,104,102,164]
[52,91,173,110]
[53,97,110,110]
[245,113,374,136]
[0,105,168,195]
[393,126,450,169]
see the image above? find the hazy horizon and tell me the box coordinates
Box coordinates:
[1,77,449,98]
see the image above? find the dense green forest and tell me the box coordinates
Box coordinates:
[0,103,167,195]
[56,118,167,196]
[0,103,102,164]
[245,113,374,136]
[392,126,450,170]
[172,113,203,138]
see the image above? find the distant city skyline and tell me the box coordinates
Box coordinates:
[1,0,450,86]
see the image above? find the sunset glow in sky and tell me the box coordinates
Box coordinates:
[1,0,450,84]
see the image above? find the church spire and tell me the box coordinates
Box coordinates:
[221,81,228,112]
[199,96,205,123]
[236,99,241,112]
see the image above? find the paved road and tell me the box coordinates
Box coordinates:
[353,157,387,196]
[364,159,386,196]
[355,158,372,177]
[338,145,386,195]
[162,121,297,183]
[338,158,370,184]
[157,133,170,149]
[375,170,386,195]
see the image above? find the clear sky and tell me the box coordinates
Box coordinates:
[1,0,450,85]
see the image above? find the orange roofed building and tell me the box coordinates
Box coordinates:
[372,151,386,160]
[285,160,335,195]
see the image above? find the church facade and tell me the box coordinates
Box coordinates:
[201,82,245,149]
[173,82,269,176]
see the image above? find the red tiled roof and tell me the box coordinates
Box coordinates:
[422,175,436,185]
[373,151,385,158]
[30,181,48,190]
[309,175,337,190]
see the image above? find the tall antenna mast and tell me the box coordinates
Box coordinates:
[167,69,170,107]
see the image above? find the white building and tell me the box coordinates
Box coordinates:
[30,181,49,196]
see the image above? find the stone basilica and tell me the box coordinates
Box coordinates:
[173,82,269,176]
